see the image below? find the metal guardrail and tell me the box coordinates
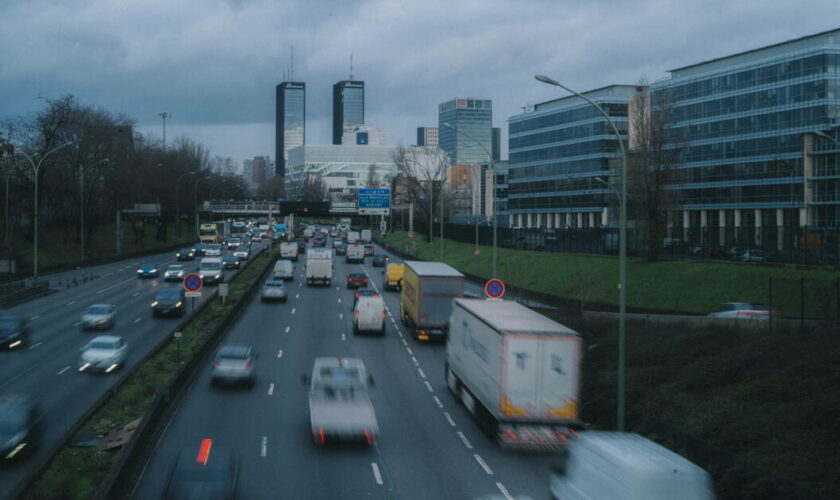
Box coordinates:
[0,281,51,309]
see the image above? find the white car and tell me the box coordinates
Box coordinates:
[80,304,116,330]
[164,264,186,282]
[708,302,776,319]
[204,243,223,256]
[233,246,250,261]
[78,335,128,373]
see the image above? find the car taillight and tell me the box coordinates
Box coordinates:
[355,311,360,318]
[381,311,386,318]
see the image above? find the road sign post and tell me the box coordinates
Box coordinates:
[485,279,505,299]
[183,273,203,314]
[358,188,391,216]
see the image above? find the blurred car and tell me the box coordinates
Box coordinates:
[211,345,257,387]
[164,264,186,282]
[136,262,159,278]
[0,395,41,461]
[192,243,207,256]
[78,335,128,374]
[307,357,378,446]
[80,303,116,330]
[335,244,347,256]
[330,230,338,238]
[163,440,239,499]
[363,245,375,256]
[372,254,388,267]
[739,249,767,262]
[346,273,369,289]
[204,243,223,256]
[224,237,241,250]
[296,239,307,253]
[313,237,326,248]
[708,302,776,319]
[222,255,240,270]
[176,248,195,261]
[352,288,380,310]
[260,279,287,303]
[152,287,186,317]
[233,246,250,261]
[0,316,28,350]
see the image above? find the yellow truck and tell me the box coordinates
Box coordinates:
[384,263,404,291]
[399,261,464,341]
[199,223,221,243]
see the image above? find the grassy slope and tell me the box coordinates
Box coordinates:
[382,231,837,315]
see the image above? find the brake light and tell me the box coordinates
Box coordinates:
[355,311,360,318]
[196,438,213,466]
[364,428,373,445]
[504,429,518,441]
[319,427,325,445]
[381,311,386,318]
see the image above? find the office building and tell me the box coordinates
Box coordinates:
[417,127,439,147]
[492,127,501,162]
[492,160,509,223]
[438,98,493,166]
[333,80,365,144]
[285,145,397,200]
[507,85,636,228]
[342,124,384,145]
[654,28,840,237]
[275,82,306,177]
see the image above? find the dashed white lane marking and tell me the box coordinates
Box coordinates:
[268,383,275,395]
[457,431,473,449]
[433,395,443,408]
[337,298,341,303]
[336,286,340,290]
[133,317,142,324]
[371,463,383,485]
[96,276,136,295]
[291,308,296,314]
[424,381,434,392]
[285,326,290,333]
[341,333,346,341]
[339,313,343,320]
[261,436,268,457]
[66,301,75,306]
[28,342,42,350]
[132,292,139,297]
[30,315,41,321]
[57,366,71,375]
[443,412,456,427]
[411,356,418,366]
[496,482,513,500]
[298,282,302,287]
[406,347,414,355]
[277,350,283,359]
[474,454,494,475]
[418,368,426,379]
[73,321,82,327]
[295,293,300,299]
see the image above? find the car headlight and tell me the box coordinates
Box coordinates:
[136,270,142,273]
[151,301,159,307]
[176,302,183,307]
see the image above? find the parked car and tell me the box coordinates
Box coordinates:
[211,345,257,387]
[260,279,288,303]
[364,245,375,256]
[222,255,240,269]
[0,395,42,462]
[347,273,369,289]
[708,302,776,319]
[372,254,388,267]
[80,304,116,330]
[78,335,128,374]
[136,262,159,278]
[152,287,186,317]
[0,316,28,350]
[175,248,195,261]
[163,440,239,499]
[164,264,186,282]
[233,246,250,261]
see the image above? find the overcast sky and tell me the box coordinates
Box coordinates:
[1,0,838,167]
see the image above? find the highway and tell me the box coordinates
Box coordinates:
[133,237,553,500]
[0,241,266,498]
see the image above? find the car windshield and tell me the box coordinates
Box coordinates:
[0,317,22,330]
[265,281,285,287]
[87,340,116,351]
[349,274,366,279]
[86,305,112,315]
[0,406,27,434]
[179,248,191,253]
[236,247,248,252]
[207,244,222,250]
[141,263,155,269]
[218,346,250,359]
[157,289,183,300]
[200,262,221,270]
[223,256,237,262]
[168,265,184,271]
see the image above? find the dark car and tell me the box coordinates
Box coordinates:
[0,316,28,350]
[164,440,238,499]
[136,262,159,278]
[176,248,195,261]
[296,239,306,253]
[222,255,240,270]
[192,243,207,257]
[335,244,347,256]
[364,245,375,257]
[347,273,369,289]
[313,237,326,248]
[352,288,380,310]
[0,395,41,461]
[152,288,186,317]
[372,254,388,267]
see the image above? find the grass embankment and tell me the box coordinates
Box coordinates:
[381,231,837,316]
[9,222,194,272]
[557,312,840,499]
[24,249,274,500]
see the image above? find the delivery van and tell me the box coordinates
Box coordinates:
[384,263,404,291]
[353,296,386,335]
[273,260,294,281]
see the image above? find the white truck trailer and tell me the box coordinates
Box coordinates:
[305,248,332,286]
[445,298,581,449]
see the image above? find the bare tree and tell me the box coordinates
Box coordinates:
[627,79,684,262]
[367,164,377,188]
[301,173,326,202]
[392,145,449,242]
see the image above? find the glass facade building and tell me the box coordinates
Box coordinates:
[275,82,305,177]
[438,98,493,166]
[506,85,636,228]
[417,127,439,147]
[333,80,365,145]
[654,28,840,229]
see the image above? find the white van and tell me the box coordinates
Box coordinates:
[550,432,715,500]
[353,296,386,335]
[273,260,294,281]
[279,242,299,261]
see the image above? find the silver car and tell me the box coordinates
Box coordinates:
[80,304,116,330]
[211,345,257,387]
[233,246,250,260]
[260,279,287,302]
[164,264,186,282]
[708,302,776,319]
[78,335,128,374]
[204,243,223,256]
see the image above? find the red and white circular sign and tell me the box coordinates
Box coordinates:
[407,231,415,239]
[473,248,481,256]
[485,279,505,299]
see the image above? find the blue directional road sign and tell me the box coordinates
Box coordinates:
[358,188,390,215]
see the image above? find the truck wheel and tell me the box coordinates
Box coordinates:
[474,400,499,438]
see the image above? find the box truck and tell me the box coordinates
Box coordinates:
[279,242,299,261]
[305,249,332,286]
[347,230,360,244]
[445,298,581,449]
[399,261,464,341]
[360,229,372,243]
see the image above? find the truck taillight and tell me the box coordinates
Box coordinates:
[354,311,359,318]
[381,311,386,318]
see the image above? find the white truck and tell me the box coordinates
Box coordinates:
[347,230,360,244]
[279,242,299,262]
[360,229,372,243]
[305,249,332,286]
[445,298,581,449]
[345,245,365,264]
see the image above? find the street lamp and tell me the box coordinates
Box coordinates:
[194,176,212,238]
[157,112,170,151]
[175,171,197,236]
[17,141,74,280]
[443,122,498,278]
[536,74,629,432]
[79,158,109,260]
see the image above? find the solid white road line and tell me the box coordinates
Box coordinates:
[457,431,473,449]
[443,412,456,427]
[433,395,443,408]
[424,381,434,392]
[371,463,383,485]
[261,436,268,457]
[57,366,70,375]
[285,326,290,333]
[133,317,142,324]
[496,482,513,500]
[28,342,42,350]
[474,454,494,475]
[277,350,283,359]
[268,383,275,396]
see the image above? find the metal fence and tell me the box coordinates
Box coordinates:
[769,277,840,330]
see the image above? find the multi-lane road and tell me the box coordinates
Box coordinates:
[0,241,267,499]
[132,237,554,500]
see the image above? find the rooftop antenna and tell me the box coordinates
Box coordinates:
[290,45,295,81]
[350,53,354,80]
